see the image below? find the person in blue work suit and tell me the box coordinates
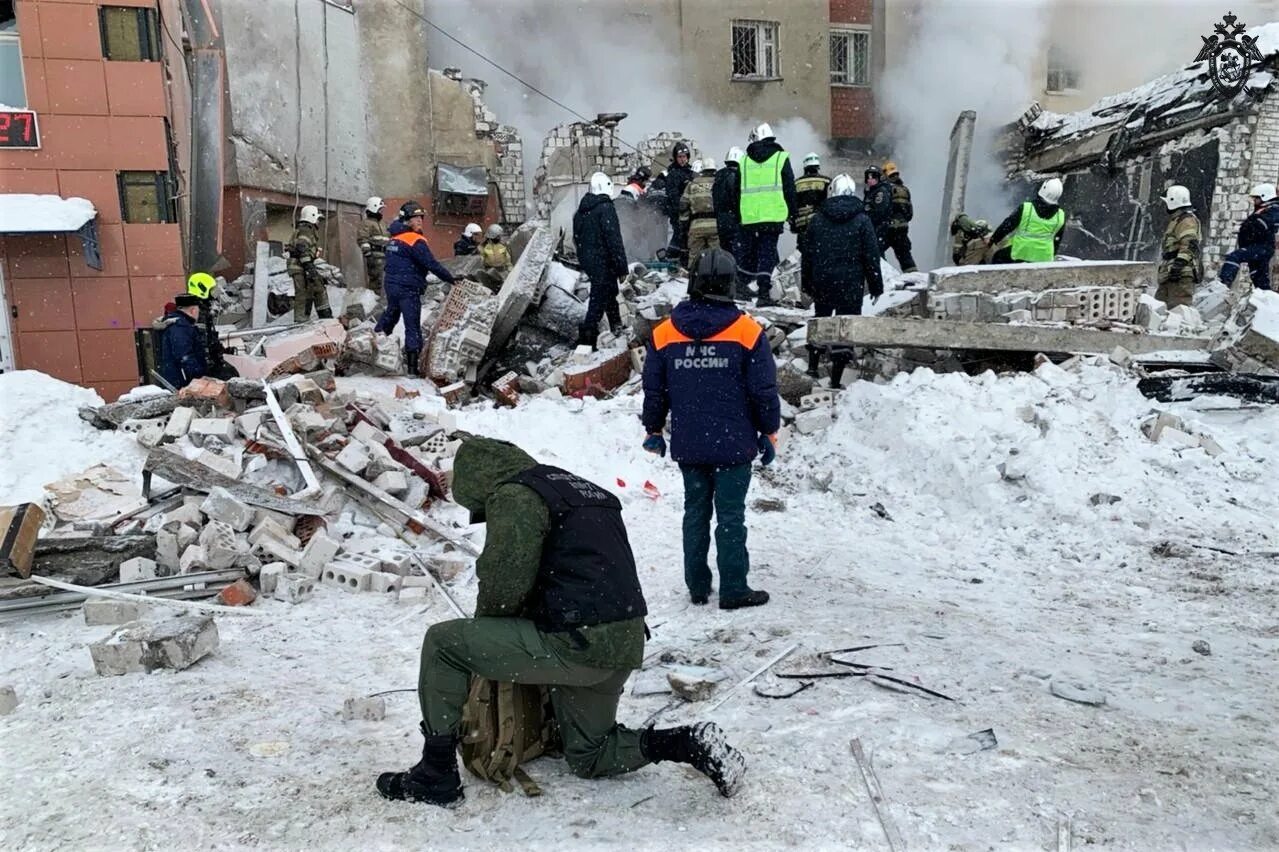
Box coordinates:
[375,201,457,376]
[1219,183,1279,291]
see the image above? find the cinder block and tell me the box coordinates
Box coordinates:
[800,390,835,410]
[794,408,833,435]
[336,440,371,475]
[176,523,198,552]
[299,532,341,578]
[155,529,180,572]
[83,599,153,626]
[254,537,301,568]
[163,407,195,439]
[163,503,203,528]
[321,562,374,592]
[189,418,237,443]
[366,546,412,576]
[200,487,255,531]
[330,552,383,573]
[235,410,268,440]
[351,420,389,446]
[273,574,315,604]
[369,572,402,594]
[372,470,409,496]
[248,517,300,549]
[89,615,219,676]
[179,545,209,573]
[119,557,158,584]
[259,562,288,595]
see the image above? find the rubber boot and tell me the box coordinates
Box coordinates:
[376,724,463,806]
[805,346,821,379]
[404,348,421,377]
[640,722,746,798]
[830,352,851,390]
[719,589,770,610]
[575,326,597,351]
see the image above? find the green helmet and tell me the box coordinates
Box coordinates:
[187,272,216,299]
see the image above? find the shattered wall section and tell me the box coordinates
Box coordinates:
[532,122,630,220]
[426,281,499,384]
[630,133,702,175]
[462,77,526,226]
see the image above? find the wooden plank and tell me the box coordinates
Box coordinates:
[808,315,1209,357]
[851,737,907,852]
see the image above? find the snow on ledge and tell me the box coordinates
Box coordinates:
[0,194,97,234]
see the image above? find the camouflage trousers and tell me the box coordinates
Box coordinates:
[418,617,648,779]
[364,255,385,296]
[292,270,332,322]
[686,222,720,271]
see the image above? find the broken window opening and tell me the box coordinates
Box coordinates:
[118,171,176,224]
[732,19,780,80]
[434,163,489,219]
[1046,42,1080,94]
[830,28,871,87]
[100,6,161,62]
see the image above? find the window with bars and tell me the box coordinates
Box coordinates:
[830,29,871,86]
[100,6,160,61]
[1046,43,1080,93]
[118,171,176,223]
[731,19,780,80]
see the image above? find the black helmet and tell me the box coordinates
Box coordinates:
[635,165,652,181]
[864,165,882,181]
[672,141,690,160]
[399,200,426,219]
[688,248,737,303]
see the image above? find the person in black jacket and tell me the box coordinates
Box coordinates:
[155,294,209,389]
[573,172,629,349]
[863,166,892,249]
[664,142,696,265]
[713,147,744,297]
[800,174,883,389]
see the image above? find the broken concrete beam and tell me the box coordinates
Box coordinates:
[33,534,155,586]
[142,447,325,518]
[194,450,241,480]
[807,315,1209,357]
[273,574,315,604]
[83,598,153,626]
[928,260,1155,295]
[488,225,554,356]
[88,615,219,676]
[0,503,45,579]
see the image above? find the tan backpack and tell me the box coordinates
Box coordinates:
[459,678,561,796]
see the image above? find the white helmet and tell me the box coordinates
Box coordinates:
[589,171,614,197]
[803,152,821,168]
[702,157,717,172]
[1161,185,1191,211]
[829,174,857,197]
[691,159,703,173]
[365,196,384,214]
[298,204,322,225]
[463,222,482,237]
[1038,178,1064,204]
[752,122,774,142]
[725,146,744,164]
[485,223,503,239]
[1249,183,1277,202]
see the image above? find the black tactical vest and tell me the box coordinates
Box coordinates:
[504,465,648,632]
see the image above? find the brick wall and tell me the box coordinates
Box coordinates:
[829,0,875,142]
[0,0,186,402]
[829,0,872,24]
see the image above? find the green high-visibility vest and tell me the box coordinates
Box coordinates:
[739,151,790,226]
[1010,202,1064,262]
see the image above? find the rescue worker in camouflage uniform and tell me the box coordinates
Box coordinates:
[880,161,917,272]
[477,223,513,291]
[679,158,721,268]
[357,197,390,295]
[376,436,746,806]
[664,142,697,266]
[1155,185,1202,308]
[792,153,831,239]
[863,166,892,253]
[288,205,332,322]
[950,214,992,266]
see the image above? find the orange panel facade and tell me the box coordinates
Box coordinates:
[1,0,186,402]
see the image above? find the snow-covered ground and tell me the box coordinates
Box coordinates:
[2,362,1277,850]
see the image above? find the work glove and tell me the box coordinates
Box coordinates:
[1170,258,1189,275]
[757,433,777,466]
[643,434,667,458]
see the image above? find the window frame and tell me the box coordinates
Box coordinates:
[830,26,872,88]
[1045,42,1081,94]
[0,0,26,109]
[117,170,176,224]
[99,5,161,62]
[731,19,781,81]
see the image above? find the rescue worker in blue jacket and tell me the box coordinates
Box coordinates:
[1219,183,1279,290]
[375,201,457,376]
[641,248,780,610]
[156,294,208,389]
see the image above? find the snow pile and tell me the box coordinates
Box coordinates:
[1248,287,1279,340]
[0,371,147,504]
[0,194,96,233]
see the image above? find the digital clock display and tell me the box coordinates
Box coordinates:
[0,110,40,149]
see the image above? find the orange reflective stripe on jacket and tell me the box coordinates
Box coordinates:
[651,314,763,351]
[392,232,425,247]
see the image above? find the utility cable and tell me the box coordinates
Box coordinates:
[388,0,647,160]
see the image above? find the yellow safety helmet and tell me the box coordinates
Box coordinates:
[187,272,216,299]
[881,161,899,177]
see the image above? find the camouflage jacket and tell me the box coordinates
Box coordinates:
[794,173,832,231]
[679,174,717,228]
[357,218,389,259]
[888,176,913,229]
[287,222,321,274]
[480,240,512,271]
[1160,209,1202,282]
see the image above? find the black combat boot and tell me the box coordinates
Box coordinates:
[376,724,463,806]
[829,352,851,390]
[806,346,821,378]
[641,722,746,798]
[404,348,421,377]
[719,589,770,610]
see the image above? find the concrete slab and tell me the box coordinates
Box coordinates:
[928,260,1155,295]
[88,615,219,676]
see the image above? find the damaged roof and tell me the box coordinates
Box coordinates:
[1022,22,1279,162]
